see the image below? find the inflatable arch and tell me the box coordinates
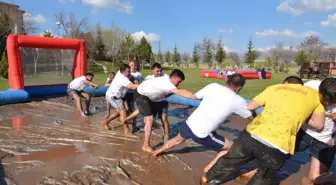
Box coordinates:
[0,34,86,105]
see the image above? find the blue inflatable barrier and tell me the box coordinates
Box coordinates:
[82,86,108,97]
[0,89,30,105]
[25,84,68,97]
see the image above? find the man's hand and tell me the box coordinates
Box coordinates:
[326,113,336,120]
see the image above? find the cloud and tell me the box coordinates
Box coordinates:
[23,13,47,24]
[256,45,298,52]
[255,29,317,38]
[131,31,161,42]
[223,46,236,53]
[321,13,336,28]
[276,0,336,16]
[218,28,233,33]
[82,0,133,14]
[304,22,312,25]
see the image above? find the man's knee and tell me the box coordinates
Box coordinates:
[81,93,91,99]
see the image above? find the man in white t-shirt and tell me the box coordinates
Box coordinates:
[67,73,99,117]
[294,78,336,185]
[153,74,254,157]
[135,69,197,153]
[103,64,138,136]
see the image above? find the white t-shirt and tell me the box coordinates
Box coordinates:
[106,71,132,99]
[144,74,169,102]
[68,76,87,91]
[186,83,252,138]
[137,75,176,101]
[303,80,336,144]
[131,71,142,81]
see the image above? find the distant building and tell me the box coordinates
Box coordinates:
[0,1,25,34]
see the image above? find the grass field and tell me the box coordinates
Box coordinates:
[0,68,293,99]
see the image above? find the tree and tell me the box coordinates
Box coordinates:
[0,52,8,79]
[202,38,214,67]
[192,43,200,66]
[182,52,190,62]
[102,22,127,62]
[136,37,152,65]
[93,24,106,60]
[165,51,171,65]
[299,35,327,63]
[265,56,273,68]
[78,32,95,59]
[157,49,163,64]
[215,34,226,65]
[244,38,258,64]
[0,12,11,58]
[295,50,309,66]
[43,30,53,37]
[22,13,39,35]
[55,11,89,38]
[120,33,136,61]
[172,44,181,67]
[228,52,239,62]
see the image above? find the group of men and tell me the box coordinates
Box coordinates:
[66,59,335,185]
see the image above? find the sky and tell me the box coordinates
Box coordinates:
[4,0,336,54]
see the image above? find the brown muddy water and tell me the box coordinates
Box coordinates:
[0,97,321,185]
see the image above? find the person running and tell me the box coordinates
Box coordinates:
[135,69,197,153]
[104,72,115,119]
[67,73,99,117]
[201,76,326,185]
[153,74,254,157]
[296,78,336,185]
[103,64,138,136]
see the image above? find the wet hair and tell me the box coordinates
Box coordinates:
[319,78,336,104]
[226,73,246,88]
[169,69,185,81]
[151,63,162,70]
[283,76,303,85]
[85,72,94,78]
[120,64,130,72]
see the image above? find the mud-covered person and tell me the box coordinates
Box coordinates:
[104,72,115,119]
[152,74,255,157]
[201,76,326,185]
[103,64,138,136]
[296,78,336,185]
[67,72,99,117]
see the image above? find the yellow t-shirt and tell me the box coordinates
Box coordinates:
[247,84,325,154]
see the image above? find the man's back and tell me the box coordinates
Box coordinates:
[187,83,251,138]
[247,83,324,154]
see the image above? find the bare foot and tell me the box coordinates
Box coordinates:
[124,131,137,138]
[103,123,111,130]
[142,146,153,153]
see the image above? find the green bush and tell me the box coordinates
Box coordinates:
[87,60,104,73]
[0,52,8,79]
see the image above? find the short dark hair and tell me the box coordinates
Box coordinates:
[120,64,130,72]
[108,71,115,76]
[319,78,336,104]
[151,63,162,70]
[85,72,94,77]
[169,69,185,81]
[283,76,303,85]
[226,73,246,88]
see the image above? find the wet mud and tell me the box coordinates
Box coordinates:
[0,96,334,185]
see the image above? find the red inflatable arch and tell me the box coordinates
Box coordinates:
[6,34,86,90]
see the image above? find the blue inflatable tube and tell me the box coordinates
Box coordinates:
[82,86,108,97]
[0,89,30,105]
[25,84,68,97]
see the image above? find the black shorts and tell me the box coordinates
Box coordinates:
[295,129,336,168]
[135,92,155,117]
[153,101,169,117]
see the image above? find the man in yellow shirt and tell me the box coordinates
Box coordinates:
[201,76,326,185]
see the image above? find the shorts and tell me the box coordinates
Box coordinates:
[135,93,155,117]
[179,122,225,152]
[67,88,81,96]
[106,96,125,111]
[154,101,169,117]
[295,129,336,168]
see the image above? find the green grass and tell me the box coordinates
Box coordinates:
[0,68,293,99]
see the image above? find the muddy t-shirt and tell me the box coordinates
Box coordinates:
[247,84,325,154]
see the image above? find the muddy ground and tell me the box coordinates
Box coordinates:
[0,97,322,185]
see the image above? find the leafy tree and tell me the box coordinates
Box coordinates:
[215,34,226,64]
[136,36,152,64]
[0,12,11,59]
[93,24,106,60]
[228,52,239,62]
[0,52,8,79]
[165,51,171,65]
[157,49,163,64]
[172,44,181,67]
[192,43,200,66]
[299,35,327,63]
[120,34,136,61]
[245,38,257,64]
[295,50,309,66]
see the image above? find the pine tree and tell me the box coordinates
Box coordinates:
[136,37,152,63]
[94,24,106,60]
[120,34,136,61]
[192,43,200,66]
[215,34,226,65]
[165,51,171,65]
[203,38,213,67]
[244,38,257,64]
[172,44,181,67]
